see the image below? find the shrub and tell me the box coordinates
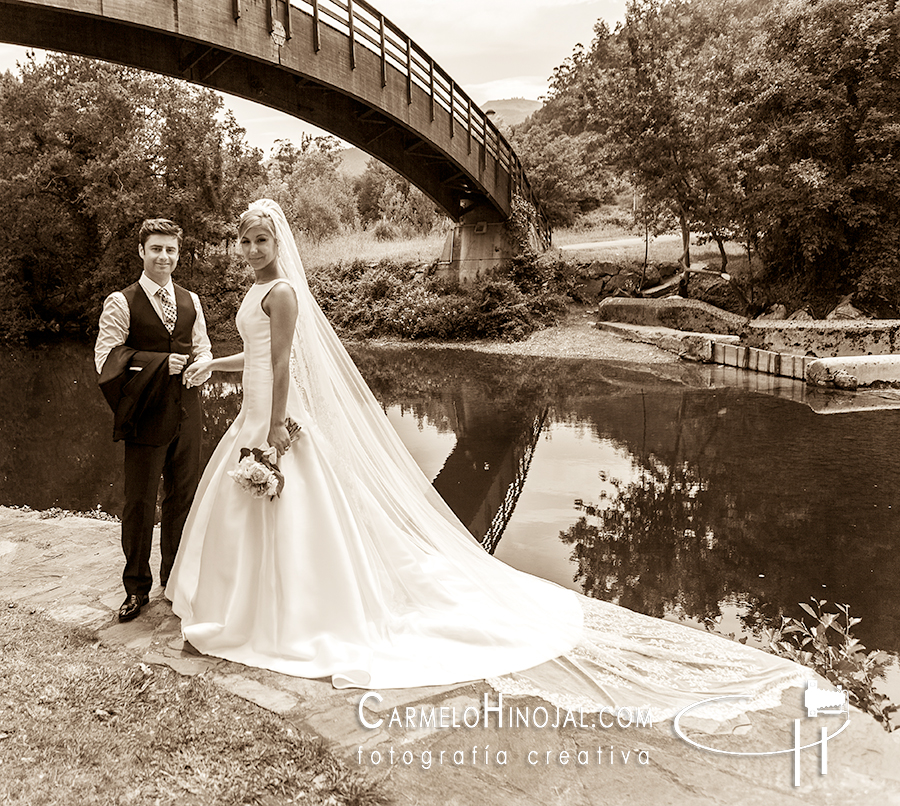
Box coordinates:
[768,599,897,731]
[306,256,569,342]
[372,219,401,242]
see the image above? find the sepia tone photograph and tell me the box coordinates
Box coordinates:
[0,0,898,803]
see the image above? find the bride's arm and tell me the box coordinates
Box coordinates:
[183,352,244,387]
[263,283,299,455]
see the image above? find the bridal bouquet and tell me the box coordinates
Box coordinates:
[228,418,302,500]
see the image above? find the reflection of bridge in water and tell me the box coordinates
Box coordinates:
[431,400,548,554]
[2,0,550,271]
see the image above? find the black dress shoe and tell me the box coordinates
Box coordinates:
[118,594,150,622]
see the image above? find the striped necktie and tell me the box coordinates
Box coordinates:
[157,287,177,334]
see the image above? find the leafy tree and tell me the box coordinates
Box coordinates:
[585,0,766,269]
[522,0,900,311]
[0,53,262,338]
[253,135,358,243]
[510,2,768,258]
[733,0,900,312]
[509,119,615,228]
[510,24,624,228]
[353,159,444,237]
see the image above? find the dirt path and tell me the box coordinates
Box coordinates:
[368,307,680,364]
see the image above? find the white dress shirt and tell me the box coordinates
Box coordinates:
[94,273,213,373]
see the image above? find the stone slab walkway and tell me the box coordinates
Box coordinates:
[2,506,899,805]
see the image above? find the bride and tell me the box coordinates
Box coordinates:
[167,200,805,719]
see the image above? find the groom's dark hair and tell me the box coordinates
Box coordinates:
[139,218,183,247]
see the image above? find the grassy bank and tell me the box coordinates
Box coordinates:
[0,606,387,806]
[291,222,753,345]
[298,216,747,274]
[298,228,448,271]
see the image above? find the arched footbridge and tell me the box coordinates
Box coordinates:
[0,0,551,269]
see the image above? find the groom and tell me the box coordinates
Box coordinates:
[95,218,212,622]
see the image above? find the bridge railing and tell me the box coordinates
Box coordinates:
[290,0,552,248]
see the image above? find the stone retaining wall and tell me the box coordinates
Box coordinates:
[595,297,746,335]
[743,320,900,357]
[595,297,900,358]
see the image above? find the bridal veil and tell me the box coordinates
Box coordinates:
[239,199,806,720]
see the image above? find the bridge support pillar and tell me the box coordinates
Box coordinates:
[435,204,513,284]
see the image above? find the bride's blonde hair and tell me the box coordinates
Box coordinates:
[238,208,278,241]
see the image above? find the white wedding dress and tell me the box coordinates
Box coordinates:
[167,201,806,721]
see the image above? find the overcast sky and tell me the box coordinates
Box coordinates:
[0,0,625,152]
[371,0,624,101]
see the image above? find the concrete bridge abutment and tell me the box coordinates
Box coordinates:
[434,201,549,285]
[436,203,512,284]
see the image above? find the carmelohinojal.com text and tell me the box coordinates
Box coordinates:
[358,691,654,732]
[356,692,652,769]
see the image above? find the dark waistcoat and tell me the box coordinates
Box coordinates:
[121,282,201,445]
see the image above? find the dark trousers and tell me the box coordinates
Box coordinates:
[121,413,202,597]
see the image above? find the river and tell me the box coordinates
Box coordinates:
[2,339,898,702]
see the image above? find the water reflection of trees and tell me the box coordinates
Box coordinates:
[562,457,722,622]
[346,343,680,434]
[199,376,243,452]
[560,389,900,654]
[0,343,242,513]
[0,342,122,511]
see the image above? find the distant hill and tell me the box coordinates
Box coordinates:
[481,98,542,128]
[335,98,542,176]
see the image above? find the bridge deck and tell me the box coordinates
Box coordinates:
[1,0,550,245]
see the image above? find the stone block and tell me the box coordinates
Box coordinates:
[807,360,831,386]
[790,355,809,380]
[747,347,761,373]
[48,603,111,630]
[806,355,900,387]
[212,673,299,715]
[677,334,714,362]
[721,343,739,367]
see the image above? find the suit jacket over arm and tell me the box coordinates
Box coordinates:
[96,280,207,444]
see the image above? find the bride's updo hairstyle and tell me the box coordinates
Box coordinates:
[238,207,278,243]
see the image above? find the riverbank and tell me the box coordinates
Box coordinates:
[362,305,678,363]
[2,506,899,805]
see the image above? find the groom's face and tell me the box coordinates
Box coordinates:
[139,234,180,286]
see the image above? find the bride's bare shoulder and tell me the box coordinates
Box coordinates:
[261,279,298,317]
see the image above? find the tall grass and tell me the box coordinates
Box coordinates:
[298,227,448,270]
[550,206,639,246]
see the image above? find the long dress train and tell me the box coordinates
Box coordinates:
[167,205,807,723]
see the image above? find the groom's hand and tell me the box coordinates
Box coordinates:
[183,359,212,387]
[168,353,190,375]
